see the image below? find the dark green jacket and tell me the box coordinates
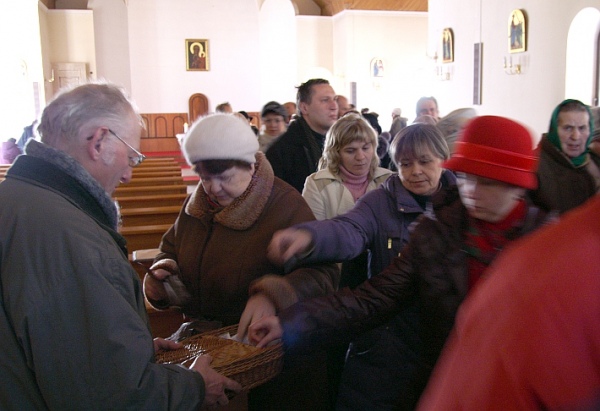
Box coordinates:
[0,143,204,410]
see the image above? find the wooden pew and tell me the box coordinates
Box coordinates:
[116,193,187,209]
[120,205,181,227]
[137,160,179,168]
[120,223,171,251]
[142,156,177,162]
[130,170,182,179]
[114,184,187,197]
[120,176,184,187]
[133,165,181,173]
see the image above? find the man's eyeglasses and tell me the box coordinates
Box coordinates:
[107,129,146,167]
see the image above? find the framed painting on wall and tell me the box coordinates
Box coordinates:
[186,39,209,71]
[442,28,454,63]
[508,9,526,53]
[371,58,384,77]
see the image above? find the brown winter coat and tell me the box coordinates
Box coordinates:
[149,152,339,325]
[530,135,600,214]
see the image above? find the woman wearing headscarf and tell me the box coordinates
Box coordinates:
[250,116,555,411]
[530,99,600,214]
[143,113,339,411]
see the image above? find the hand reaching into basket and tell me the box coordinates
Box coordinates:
[236,294,276,343]
[190,354,242,408]
[153,337,181,353]
[267,228,313,267]
[247,315,283,348]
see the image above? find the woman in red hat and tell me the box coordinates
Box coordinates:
[249,115,556,411]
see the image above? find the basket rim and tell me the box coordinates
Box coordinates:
[155,324,284,381]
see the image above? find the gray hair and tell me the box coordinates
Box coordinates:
[390,123,449,167]
[38,82,140,150]
[415,96,439,117]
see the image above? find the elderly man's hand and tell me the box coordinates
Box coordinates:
[191,355,242,408]
[153,337,181,353]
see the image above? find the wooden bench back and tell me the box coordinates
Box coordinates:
[120,176,184,187]
[120,205,181,227]
[116,193,187,209]
[114,184,187,197]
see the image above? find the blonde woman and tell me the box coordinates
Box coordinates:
[302,112,392,222]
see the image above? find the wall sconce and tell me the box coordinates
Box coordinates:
[45,69,55,83]
[427,50,452,81]
[436,64,452,81]
[426,51,439,61]
[503,56,521,75]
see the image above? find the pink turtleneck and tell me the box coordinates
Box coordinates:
[339,164,369,202]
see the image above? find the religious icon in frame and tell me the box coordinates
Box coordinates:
[186,39,209,71]
[508,9,526,53]
[442,28,454,63]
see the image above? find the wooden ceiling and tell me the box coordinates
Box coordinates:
[312,0,428,16]
[43,0,427,16]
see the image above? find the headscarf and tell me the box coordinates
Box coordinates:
[547,99,594,167]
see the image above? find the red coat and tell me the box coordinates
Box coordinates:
[419,197,600,410]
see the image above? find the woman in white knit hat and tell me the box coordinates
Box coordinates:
[143,113,338,411]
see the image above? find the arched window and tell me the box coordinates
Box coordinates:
[565,7,600,105]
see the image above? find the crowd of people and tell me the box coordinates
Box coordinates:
[1,79,599,410]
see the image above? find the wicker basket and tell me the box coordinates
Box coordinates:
[155,324,283,390]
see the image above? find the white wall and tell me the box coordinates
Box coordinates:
[259,0,298,105]
[88,0,131,91]
[120,0,429,132]
[296,16,334,84]
[332,11,429,131]
[126,0,261,114]
[428,0,600,138]
[46,9,96,77]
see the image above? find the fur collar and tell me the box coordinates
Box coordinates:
[185,151,274,230]
[24,139,119,229]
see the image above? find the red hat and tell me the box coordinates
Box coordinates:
[443,115,538,189]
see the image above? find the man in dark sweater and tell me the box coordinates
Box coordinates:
[266,78,338,192]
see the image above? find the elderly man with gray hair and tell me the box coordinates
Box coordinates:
[0,82,241,410]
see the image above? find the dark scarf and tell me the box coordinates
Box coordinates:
[464,200,527,289]
[297,116,326,168]
[547,99,594,167]
[7,139,127,257]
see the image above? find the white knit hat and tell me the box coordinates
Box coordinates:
[392,108,403,117]
[182,113,259,165]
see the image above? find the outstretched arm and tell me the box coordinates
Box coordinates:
[267,228,314,267]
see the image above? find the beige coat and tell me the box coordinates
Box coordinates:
[302,167,393,220]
